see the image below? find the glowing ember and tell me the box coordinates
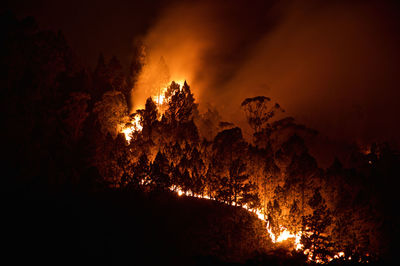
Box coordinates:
[334,252,345,259]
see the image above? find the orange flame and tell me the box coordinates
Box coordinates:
[121,80,186,143]
[121,114,142,142]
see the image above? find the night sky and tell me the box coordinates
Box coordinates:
[4,0,400,159]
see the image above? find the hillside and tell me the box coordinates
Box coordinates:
[7,186,286,265]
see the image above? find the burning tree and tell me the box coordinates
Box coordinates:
[86,71,391,263]
[164,81,197,125]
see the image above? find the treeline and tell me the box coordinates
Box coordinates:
[2,13,398,264]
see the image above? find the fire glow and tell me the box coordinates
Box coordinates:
[170,186,350,264]
[120,80,348,264]
[121,79,186,142]
[121,80,305,252]
[170,185,303,251]
[122,114,142,142]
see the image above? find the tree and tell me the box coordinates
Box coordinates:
[191,166,205,196]
[241,96,283,136]
[267,195,283,238]
[58,92,91,145]
[137,97,159,140]
[93,90,129,138]
[288,200,302,233]
[150,151,171,191]
[240,181,261,210]
[164,81,197,125]
[204,167,220,199]
[189,147,206,195]
[211,127,248,201]
[229,159,249,205]
[301,189,333,263]
[194,106,222,140]
[285,151,319,216]
[180,169,192,195]
[255,117,317,150]
[132,154,150,189]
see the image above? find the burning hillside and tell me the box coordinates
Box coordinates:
[114,77,365,264]
[3,9,398,265]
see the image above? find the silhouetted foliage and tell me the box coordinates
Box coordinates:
[151,151,171,191]
[241,96,283,137]
[301,189,333,263]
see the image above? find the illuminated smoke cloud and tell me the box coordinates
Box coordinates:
[134,0,400,151]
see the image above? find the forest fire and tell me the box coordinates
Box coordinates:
[117,79,357,264]
[153,80,185,105]
[122,79,186,142]
[171,185,350,264]
[170,186,304,250]
[122,115,142,142]
[122,80,306,252]
[5,2,399,264]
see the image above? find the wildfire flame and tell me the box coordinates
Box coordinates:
[266,223,303,250]
[121,114,142,142]
[169,186,349,263]
[154,79,186,106]
[170,186,302,249]
[121,79,186,142]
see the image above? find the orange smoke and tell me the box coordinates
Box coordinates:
[129,0,400,153]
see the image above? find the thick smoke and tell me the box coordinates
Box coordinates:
[134,0,400,156]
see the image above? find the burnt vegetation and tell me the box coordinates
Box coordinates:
[2,13,399,265]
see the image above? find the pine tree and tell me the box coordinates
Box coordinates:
[132,154,150,188]
[150,151,171,191]
[164,81,197,126]
[137,97,159,140]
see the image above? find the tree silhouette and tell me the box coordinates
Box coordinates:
[150,151,171,191]
[301,189,333,263]
[241,96,283,136]
[164,81,197,126]
[137,97,159,140]
[93,90,129,138]
[132,154,150,189]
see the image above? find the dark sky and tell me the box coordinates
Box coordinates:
[4,0,400,163]
[4,0,169,67]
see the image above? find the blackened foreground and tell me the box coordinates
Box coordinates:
[5,183,390,266]
[6,185,273,265]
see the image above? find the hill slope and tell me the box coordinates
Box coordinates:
[8,188,277,265]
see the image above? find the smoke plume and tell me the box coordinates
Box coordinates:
[133,0,400,153]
